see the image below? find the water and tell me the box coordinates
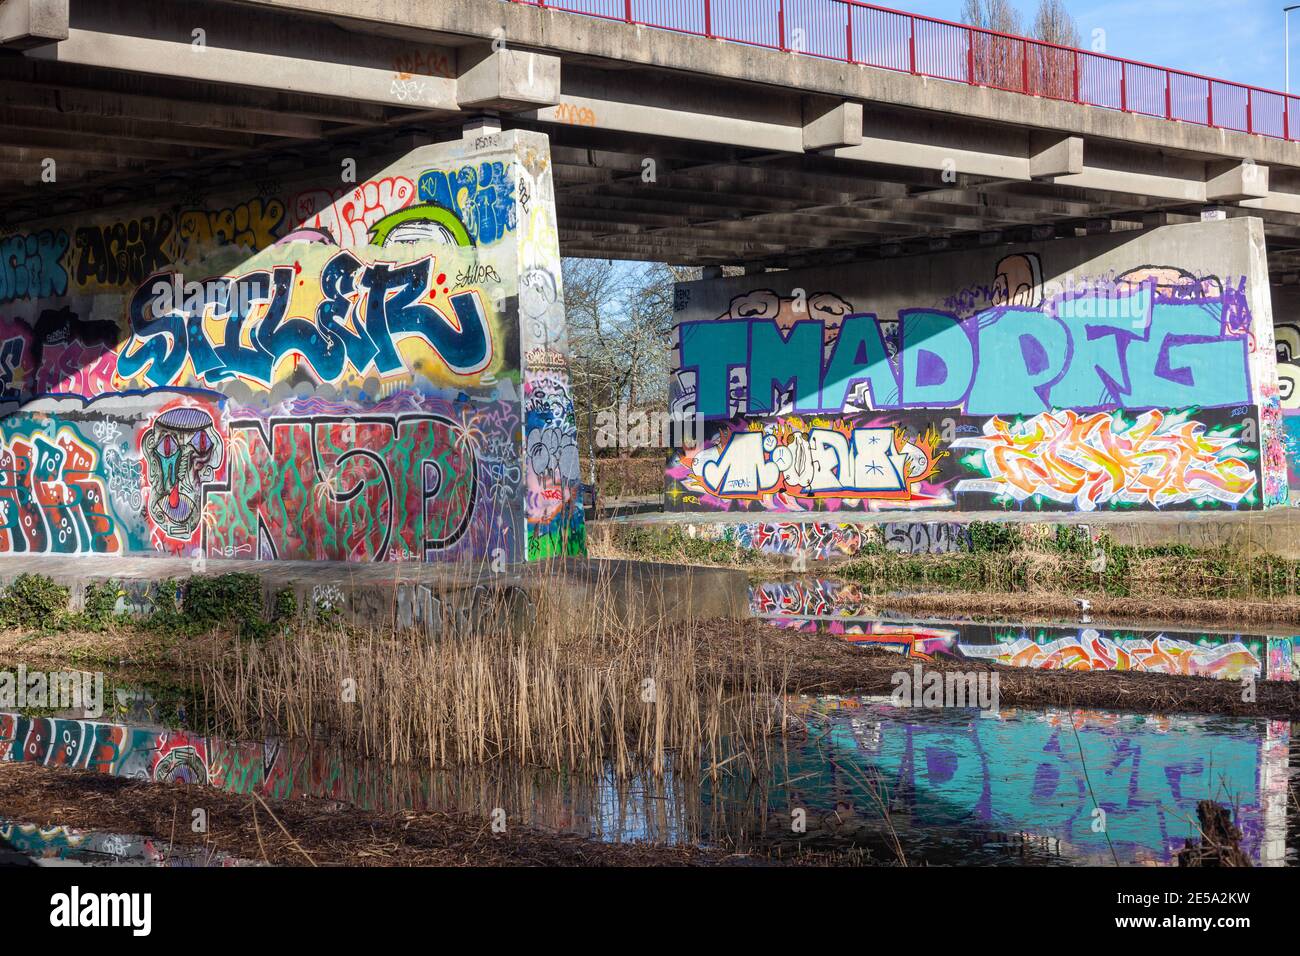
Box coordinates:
[752,578,1299,681]
[0,820,259,867]
[1,698,1294,866]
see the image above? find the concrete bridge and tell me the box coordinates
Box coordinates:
[4,0,1300,276]
[1,0,1298,576]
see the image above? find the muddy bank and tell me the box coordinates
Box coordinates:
[720,620,1300,720]
[866,589,1300,631]
[0,763,862,867]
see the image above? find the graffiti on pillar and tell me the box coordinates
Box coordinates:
[417,162,517,246]
[290,176,417,247]
[674,415,947,505]
[201,402,479,562]
[1275,320,1300,501]
[0,131,580,564]
[523,367,584,558]
[0,421,120,554]
[676,283,1252,421]
[671,244,1275,513]
[118,252,494,391]
[140,403,225,546]
[953,408,1259,510]
[178,199,286,263]
[0,230,69,304]
[72,216,174,292]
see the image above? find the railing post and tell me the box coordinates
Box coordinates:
[1072,50,1079,102]
[1287,96,1292,140]
[705,0,712,39]
[845,4,853,63]
[1120,63,1127,111]
[1247,89,1253,134]
[967,29,975,84]
[778,0,786,51]
[624,0,631,23]
[1164,73,1171,119]
[1207,83,1214,127]
[1022,39,1029,93]
[909,17,916,74]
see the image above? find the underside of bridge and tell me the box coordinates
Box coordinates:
[6,0,1300,279]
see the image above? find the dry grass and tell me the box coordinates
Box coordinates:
[195,566,790,779]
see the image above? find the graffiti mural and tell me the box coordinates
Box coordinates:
[670,222,1283,514]
[140,405,225,544]
[750,581,1297,682]
[953,409,1259,511]
[0,420,120,554]
[0,131,582,563]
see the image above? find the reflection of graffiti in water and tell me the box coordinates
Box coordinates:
[782,699,1288,865]
[954,409,1258,510]
[958,630,1285,681]
[751,581,1296,682]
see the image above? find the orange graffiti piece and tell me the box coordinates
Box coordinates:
[955,409,1256,510]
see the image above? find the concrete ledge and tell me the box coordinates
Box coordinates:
[594,508,1300,561]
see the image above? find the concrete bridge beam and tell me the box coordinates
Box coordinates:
[457,46,561,112]
[0,0,67,50]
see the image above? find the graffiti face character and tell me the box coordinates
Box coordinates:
[142,407,224,540]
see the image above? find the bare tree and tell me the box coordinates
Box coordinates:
[962,0,1022,34]
[963,0,1026,91]
[1031,0,1080,47]
[563,258,690,476]
[1029,0,1081,98]
[963,0,1080,98]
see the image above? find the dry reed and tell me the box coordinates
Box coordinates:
[195,560,791,779]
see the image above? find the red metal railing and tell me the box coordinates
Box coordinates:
[506,0,1300,141]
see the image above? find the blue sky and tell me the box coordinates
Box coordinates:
[904,0,1288,91]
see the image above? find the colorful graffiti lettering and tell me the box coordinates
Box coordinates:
[417,162,517,246]
[178,199,286,262]
[119,253,492,390]
[681,416,945,503]
[73,216,174,290]
[202,411,476,561]
[291,176,417,247]
[0,229,69,303]
[953,409,1258,510]
[0,423,120,553]
[0,131,578,565]
[679,285,1251,420]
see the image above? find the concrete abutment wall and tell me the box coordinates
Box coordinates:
[0,130,583,564]
[668,217,1288,515]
